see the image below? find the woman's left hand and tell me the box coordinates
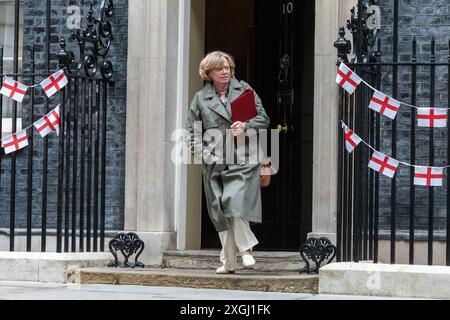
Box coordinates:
[231,121,246,136]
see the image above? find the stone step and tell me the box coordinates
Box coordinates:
[162,250,306,272]
[73,267,318,293]
[0,251,111,283]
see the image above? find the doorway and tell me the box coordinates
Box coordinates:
[201,0,315,251]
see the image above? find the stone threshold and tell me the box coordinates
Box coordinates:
[163,250,305,272]
[164,250,301,257]
[73,267,319,293]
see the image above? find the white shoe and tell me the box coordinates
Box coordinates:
[242,254,255,268]
[216,266,235,274]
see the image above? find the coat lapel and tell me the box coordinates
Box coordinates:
[228,78,245,103]
[209,98,231,122]
[202,78,245,124]
[203,82,232,123]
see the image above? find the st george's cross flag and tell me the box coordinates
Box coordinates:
[336,62,362,94]
[417,108,447,128]
[368,91,401,120]
[414,166,444,187]
[342,124,362,153]
[34,105,60,137]
[368,151,399,178]
[40,70,68,98]
[2,129,28,154]
[0,77,28,103]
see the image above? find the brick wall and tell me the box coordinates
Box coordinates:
[0,0,127,231]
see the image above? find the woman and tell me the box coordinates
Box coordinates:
[186,51,270,274]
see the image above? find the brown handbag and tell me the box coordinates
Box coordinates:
[260,159,272,187]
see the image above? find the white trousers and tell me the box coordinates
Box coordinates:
[218,217,259,271]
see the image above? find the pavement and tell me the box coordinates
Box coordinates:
[0,281,416,300]
[0,281,428,319]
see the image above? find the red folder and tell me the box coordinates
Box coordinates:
[230,89,257,123]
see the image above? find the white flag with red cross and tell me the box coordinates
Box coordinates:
[336,62,362,94]
[368,151,399,178]
[34,105,60,137]
[0,77,28,103]
[342,124,362,153]
[368,91,401,120]
[414,166,444,187]
[2,129,28,154]
[417,108,447,128]
[40,70,68,98]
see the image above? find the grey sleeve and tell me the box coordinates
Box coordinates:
[185,93,213,163]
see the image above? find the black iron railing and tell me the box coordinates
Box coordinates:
[0,0,113,253]
[336,0,450,265]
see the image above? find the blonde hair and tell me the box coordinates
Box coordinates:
[199,51,236,81]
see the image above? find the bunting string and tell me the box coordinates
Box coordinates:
[1,122,36,142]
[2,74,41,88]
[1,67,69,88]
[0,69,68,102]
[341,121,449,187]
[337,61,450,111]
[337,62,450,187]
[0,104,60,142]
[340,120,450,169]
[0,69,67,154]
[358,76,445,110]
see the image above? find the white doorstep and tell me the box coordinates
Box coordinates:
[0,251,111,283]
[319,262,450,299]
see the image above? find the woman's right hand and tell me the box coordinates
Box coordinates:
[231,121,246,136]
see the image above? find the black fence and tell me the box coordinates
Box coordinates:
[336,0,450,265]
[0,0,113,252]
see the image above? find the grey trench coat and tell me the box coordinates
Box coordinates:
[186,78,270,232]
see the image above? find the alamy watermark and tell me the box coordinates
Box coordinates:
[172,121,280,174]
[67,5,81,30]
[366,270,381,291]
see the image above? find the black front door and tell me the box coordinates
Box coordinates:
[201,0,314,251]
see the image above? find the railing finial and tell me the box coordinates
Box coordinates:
[334,27,351,65]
